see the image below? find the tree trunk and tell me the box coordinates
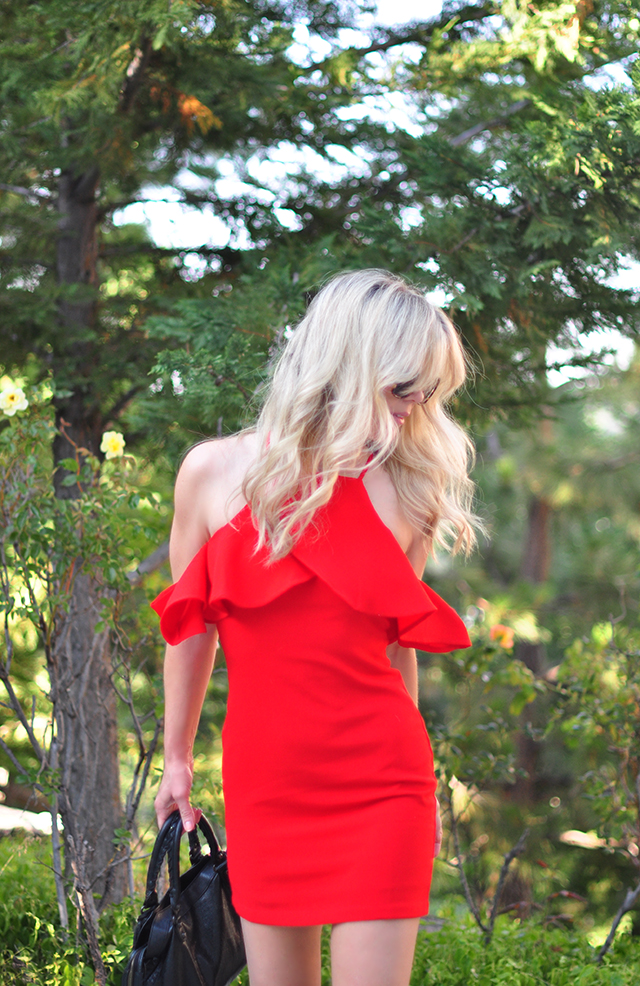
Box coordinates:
[54,166,103,488]
[520,495,551,588]
[52,165,126,907]
[49,574,125,908]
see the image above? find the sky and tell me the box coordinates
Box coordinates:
[368,0,443,25]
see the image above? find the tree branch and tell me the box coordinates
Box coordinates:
[321,4,495,60]
[0,736,33,778]
[67,834,108,985]
[103,385,145,424]
[595,451,640,472]
[0,661,46,765]
[450,99,531,147]
[444,226,479,254]
[486,828,529,941]
[119,37,153,114]
[127,541,169,585]
[0,182,51,202]
[101,189,224,216]
[99,243,229,259]
[448,796,490,934]
[598,877,640,962]
[49,738,69,929]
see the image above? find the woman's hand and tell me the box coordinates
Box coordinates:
[434,796,443,857]
[154,757,200,832]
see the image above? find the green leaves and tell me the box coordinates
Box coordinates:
[552,621,640,848]
[0,387,163,629]
[428,631,545,792]
[412,917,640,985]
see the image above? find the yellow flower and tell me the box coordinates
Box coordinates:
[100,430,126,459]
[489,624,515,650]
[0,384,28,416]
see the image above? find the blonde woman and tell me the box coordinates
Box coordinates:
[153,269,476,986]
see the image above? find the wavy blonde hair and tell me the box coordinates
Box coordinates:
[242,269,477,559]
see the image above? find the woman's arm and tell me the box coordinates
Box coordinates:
[154,630,218,831]
[400,525,443,855]
[387,643,418,706]
[385,639,442,855]
[386,522,428,705]
[153,444,225,832]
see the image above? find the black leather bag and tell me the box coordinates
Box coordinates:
[122,810,246,986]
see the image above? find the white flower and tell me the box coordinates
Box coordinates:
[0,384,28,417]
[100,430,126,459]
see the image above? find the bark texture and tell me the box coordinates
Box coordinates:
[54,166,103,494]
[520,495,551,588]
[49,574,126,908]
[53,164,126,908]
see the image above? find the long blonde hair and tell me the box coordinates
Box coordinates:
[242,269,477,559]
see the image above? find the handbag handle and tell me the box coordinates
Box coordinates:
[143,810,222,906]
[142,810,181,903]
[168,812,225,909]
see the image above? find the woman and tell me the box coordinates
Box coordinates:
[153,269,477,986]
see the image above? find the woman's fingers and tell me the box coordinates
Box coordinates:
[155,797,201,832]
[154,762,197,830]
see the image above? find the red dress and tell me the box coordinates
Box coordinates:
[152,473,470,925]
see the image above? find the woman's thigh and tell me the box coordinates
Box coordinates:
[330,918,421,986]
[240,918,323,986]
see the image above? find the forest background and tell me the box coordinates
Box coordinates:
[1,1,640,983]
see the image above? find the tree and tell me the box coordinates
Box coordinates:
[139,2,640,431]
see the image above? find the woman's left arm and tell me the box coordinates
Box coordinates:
[386,637,442,856]
[387,643,418,705]
[387,526,443,856]
[386,526,430,704]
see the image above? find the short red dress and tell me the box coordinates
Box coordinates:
[152,472,470,926]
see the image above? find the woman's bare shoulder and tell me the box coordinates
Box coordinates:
[362,464,413,552]
[178,431,259,486]
[174,431,260,540]
[363,463,428,576]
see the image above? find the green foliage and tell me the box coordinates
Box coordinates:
[0,383,167,845]
[553,618,640,854]
[0,385,165,681]
[432,353,640,669]
[2,1,640,453]
[411,917,640,985]
[0,383,165,601]
[418,448,640,933]
[0,0,374,461]
[0,833,138,985]
[2,1,640,974]
[427,625,543,792]
[2,832,640,986]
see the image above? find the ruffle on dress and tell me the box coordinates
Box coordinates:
[152,475,470,654]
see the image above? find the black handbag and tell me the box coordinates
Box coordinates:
[122,810,246,986]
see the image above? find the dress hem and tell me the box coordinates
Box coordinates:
[234,903,431,926]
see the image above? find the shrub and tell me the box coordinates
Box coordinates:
[412,916,640,986]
